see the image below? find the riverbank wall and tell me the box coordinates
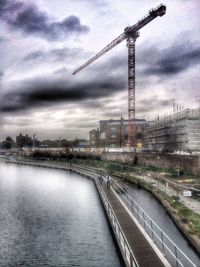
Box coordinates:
[100,152,200,176]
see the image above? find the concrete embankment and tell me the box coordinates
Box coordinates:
[101,152,200,176]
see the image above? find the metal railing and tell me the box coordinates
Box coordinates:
[111,180,197,267]
[72,164,198,267]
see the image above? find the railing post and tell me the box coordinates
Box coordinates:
[130,253,133,267]
[161,231,164,253]
[150,220,154,240]
[143,211,145,229]
[174,246,179,267]
[131,198,134,212]
[137,205,139,220]
[124,241,127,261]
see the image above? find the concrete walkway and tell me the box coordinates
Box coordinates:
[133,174,200,214]
[101,182,166,267]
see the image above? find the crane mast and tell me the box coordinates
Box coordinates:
[127,32,139,147]
[73,4,166,148]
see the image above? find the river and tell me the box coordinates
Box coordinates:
[0,161,124,267]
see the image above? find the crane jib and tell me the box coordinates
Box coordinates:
[72,4,166,75]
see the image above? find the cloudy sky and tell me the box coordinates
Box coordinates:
[0,0,199,140]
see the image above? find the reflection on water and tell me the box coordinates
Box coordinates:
[0,161,123,267]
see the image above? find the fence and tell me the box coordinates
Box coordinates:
[72,164,198,267]
[111,179,197,267]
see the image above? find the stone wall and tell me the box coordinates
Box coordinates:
[100,152,200,176]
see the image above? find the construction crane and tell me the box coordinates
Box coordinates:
[73,4,166,148]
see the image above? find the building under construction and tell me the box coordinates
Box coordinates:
[144,108,200,152]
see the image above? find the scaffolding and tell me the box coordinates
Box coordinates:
[144,108,200,152]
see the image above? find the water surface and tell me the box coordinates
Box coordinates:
[0,161,123,267]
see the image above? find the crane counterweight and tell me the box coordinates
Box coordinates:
[72,4,166,148]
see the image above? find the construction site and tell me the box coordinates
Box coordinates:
[74,3,200,154]
[73,4,167,149]
[144,108,200,153]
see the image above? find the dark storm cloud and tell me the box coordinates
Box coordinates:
[0,0,89,41]
[0,75,125,113]
[140,39,200,76]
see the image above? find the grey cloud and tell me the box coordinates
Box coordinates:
[73,0,107,7]
[137,96,176,113]
[64,120,98,129]
[23,47,80,63]
[0,36,8,43]
[0,0,89,41]
[81,99,108,109]
[14,118,31,127]
[0,71,4,82]
[139,39,200,76]
[23,51,44,62]
[54,68,68,75]
[78,51,127,81]
[0,74,125,113]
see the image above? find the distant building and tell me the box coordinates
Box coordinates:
[144,108,200,152]
[89,117,146,148]
[89,129,100,147]
[16,133,33,148]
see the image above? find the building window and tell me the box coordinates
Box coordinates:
[111,127,116,131]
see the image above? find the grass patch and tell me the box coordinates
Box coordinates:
[170,198,200,237]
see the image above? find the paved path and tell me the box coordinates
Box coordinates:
[101,182,166,267]
[132,174,200,214]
